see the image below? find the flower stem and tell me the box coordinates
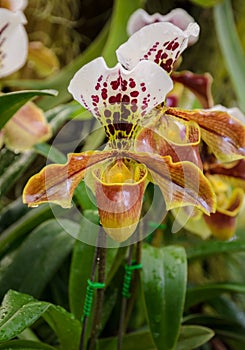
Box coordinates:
[117,244,134,350]
[88,229,107,350]
[79,228,107,350]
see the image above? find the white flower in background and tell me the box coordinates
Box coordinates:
[127,8,199,46]
[0,8,28,78]
[0,0,27,12]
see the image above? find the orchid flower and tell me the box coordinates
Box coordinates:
[171,106,245,240]
[0,8,28,78]
[0,102,52,152]
[23,56,216,242]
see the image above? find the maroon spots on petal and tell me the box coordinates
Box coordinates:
[122,94,130,103]
[95,83,100,90]
[172,42,180,50]
[92,95,99,103]
[130,91,139,97]
[107,124,115,136]
[103,82,107,87]
[98,75,103,82]
[131,104,138,113]
[113,111,120,124]
[104,109,111,118]
[101,88,107,100]
[129,78,136,88]
[109,96,116,104]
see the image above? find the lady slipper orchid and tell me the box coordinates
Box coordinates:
[0,8,28,78]
[1,102,52,152]
[23,57,216,243]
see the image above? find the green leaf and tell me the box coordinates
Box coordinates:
[97,329,156,350]
[176,325,214,350]
[185,283,245,309]
[142,245,187,350]
[0,205,54,258]
[42,304,81,350]
[0,151,36,197]
[0,90,57,129]
[69,239,96,319]
[0,340,56,349]
[103,0,145,66]
[190,0,223,7]
[0,219,75,299]
[214,0,245,111]
[0,290,81,350]
[187,240,245,260]
[0,290,49,341]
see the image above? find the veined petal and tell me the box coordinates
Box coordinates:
[93,159,148,242]
[0,0,27,12]
[68,57,172,141]
[0,8,28,78]
[204,188,244,240]
[125,151,216,214]
[171,71,214,108]
[117,21,199,74]
[135,127,202,168]
[4,102,51,152]
[164,107,245,161]
[23,150,117,208]
[127,8,199,45]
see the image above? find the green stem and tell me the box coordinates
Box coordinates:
[88,229,107,350]
[214,0,245,111]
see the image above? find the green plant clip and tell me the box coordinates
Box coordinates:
[122,261,142,299]
[82,279,105,321]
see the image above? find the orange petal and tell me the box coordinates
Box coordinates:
[125,151,216,214]
[23,150,117,208]
[171,71,214,108]
[4,102,52,152]
[93,159,148,242]
[204,188,244,240]
[164,107,245,161]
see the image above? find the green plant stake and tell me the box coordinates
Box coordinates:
[82,279,106,321]
[122,262,142,299]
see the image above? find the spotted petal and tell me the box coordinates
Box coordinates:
[23,150,118,208]
[127,8,199,45]
[164,107,245,161]
[0,8,28,78]
[117,21,199,74]
[125,151,216,215]
[68,57,172,142]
